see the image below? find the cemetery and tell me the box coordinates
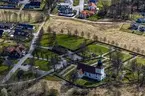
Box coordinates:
[1,0,145,95]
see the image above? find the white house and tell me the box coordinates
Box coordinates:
[77,60,105,81]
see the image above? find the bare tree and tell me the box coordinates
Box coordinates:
[74,29,78,37]
[111,41,115,45]
[136,47,140,53]
[123,44,127,49]
[81,31,84,37]
[141,50,144,55]
[103,37,107,42]
[130,59,137,79]
[93,35,98,41]
[48,32,56,47]
[110,50,123,79]
[67,29,71,37]
[47,26,52,33]
[79,40,88,58]
[87,32,90,39]
[60,29,64,34]
[140,66,145,87]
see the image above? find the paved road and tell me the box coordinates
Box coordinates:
[50,14,113,24]
[2,22,45,84]
[18,0,30,16]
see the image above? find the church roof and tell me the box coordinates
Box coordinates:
[77,63,103,75]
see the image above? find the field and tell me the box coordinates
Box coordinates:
[35,60,50,71]
[44,17,145,53]
[0,9,44,23]
[40,33,88,50]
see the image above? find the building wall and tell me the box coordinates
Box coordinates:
[78,70,105,81]
[96,68,104,74]
[77,72,84,78]
[84,72,104,81]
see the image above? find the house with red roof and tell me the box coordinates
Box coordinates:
[3,44,26,59]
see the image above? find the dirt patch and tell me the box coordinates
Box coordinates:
[21,80,62,96]
[0,9,44,23]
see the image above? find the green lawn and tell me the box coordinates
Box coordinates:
[83,59,98,65]
[122,53,132,61]
[24,58,51,71]
[136,57,145,65]
[75,78,104,87]
[56,34,87,50]
[88,44,109,56]
[0,65,8,75]
[45,75,62,81]
[40,33,87,50]
[35,60,51,71]
[40,33,49,46]
[33,48,58,58]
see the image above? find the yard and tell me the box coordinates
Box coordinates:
[87,44,109,55]
[56,34,88,50]
[136,57,145,65]
[33,48,58,58]
[64,68,107,87]
[0,65,8,75]
[34,59,51,71]
[40,33,88,50]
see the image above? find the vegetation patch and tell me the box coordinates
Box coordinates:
[34,59,51,71]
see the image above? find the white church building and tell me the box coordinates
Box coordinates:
[77,60,105,81]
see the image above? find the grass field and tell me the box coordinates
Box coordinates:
[33,48,57,58]
[40,33,88,50]
[136,57,145,65]
[87,44,109,55]
[122,53,132,61]
[0,65,8,75]
[45,75,62,81]
[35,59,51,71]
[56,34,87,50]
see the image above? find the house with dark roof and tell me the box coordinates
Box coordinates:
[13,29,30,38]
[77,59,105,81]
[1,0,19,3]
[1,0,41,9]
[16,23,34,30]
[24,2,41,9]
[0,23,12,29]
[0,30,4,38]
